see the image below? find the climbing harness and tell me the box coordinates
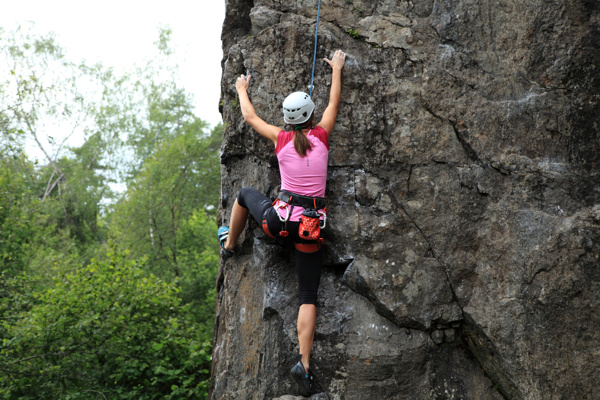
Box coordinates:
[308,0,322,97]
[278,190,326,210]
[271,190,327,242]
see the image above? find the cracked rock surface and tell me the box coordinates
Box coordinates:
[212,0,600,399]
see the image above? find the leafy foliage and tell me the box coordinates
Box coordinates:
[0,152,39,275]
[0,153,81,281]
[0,251,211,399]
[109,124,221,273]
[0,25,221,399]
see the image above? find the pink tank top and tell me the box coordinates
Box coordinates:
[274,127,329,221]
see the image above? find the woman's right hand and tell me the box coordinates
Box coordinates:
[236,74,251,92]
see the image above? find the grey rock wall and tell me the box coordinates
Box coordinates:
[213,0,600,399]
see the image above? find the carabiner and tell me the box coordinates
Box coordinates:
[276,200,290,223]
[318,210,327,229]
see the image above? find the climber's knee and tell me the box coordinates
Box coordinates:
[298,291,318,306]
[236,187,254,209]
[294,243,321,253]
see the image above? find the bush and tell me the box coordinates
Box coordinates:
[0,250,211,399]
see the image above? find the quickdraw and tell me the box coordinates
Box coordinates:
[274,197,292,237]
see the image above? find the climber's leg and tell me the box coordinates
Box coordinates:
[295,245,322,372]
[297,304,317,372]
[223,198,248,251]
[223,187,273,251]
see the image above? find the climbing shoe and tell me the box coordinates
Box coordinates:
[290,355,313,397]
[218,226,234,258]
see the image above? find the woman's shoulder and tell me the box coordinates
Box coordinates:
[275,130,293,154]
[309,126,329,149]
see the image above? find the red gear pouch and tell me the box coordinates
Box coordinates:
[299,209,321,241]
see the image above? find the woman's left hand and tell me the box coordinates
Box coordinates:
[236,74,251,92]
[323,50,346,71]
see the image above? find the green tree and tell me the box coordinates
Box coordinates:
[0,152,82,283]
[176,209,219,331]
[109,123,221,278]
[0,249,211,399]
[0,152,38,276]
[0,25,221,399]
[0,24,115,266]
[107,122,221,341]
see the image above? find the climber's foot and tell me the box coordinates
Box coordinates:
[218,226,234,258]
[290,355,313,397]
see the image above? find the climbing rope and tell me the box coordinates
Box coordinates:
[309,0,322,97]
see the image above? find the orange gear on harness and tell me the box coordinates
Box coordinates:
[261,190,327,243]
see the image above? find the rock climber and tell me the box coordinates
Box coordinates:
[218,49,346,396]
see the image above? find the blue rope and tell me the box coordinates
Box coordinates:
[309,0,322,97]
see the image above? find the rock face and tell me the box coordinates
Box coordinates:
[213,1,600,399]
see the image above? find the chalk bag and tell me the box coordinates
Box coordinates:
[299,208,322,241]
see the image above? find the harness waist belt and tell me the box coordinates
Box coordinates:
[277,190,326,210]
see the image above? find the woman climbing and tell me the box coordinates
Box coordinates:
[218,49,346,396]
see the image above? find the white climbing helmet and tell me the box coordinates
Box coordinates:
[282,91,315,124]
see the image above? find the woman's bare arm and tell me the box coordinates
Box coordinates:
[317,50,346,137]
[236,74,281,146]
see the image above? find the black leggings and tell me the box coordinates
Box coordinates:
[237,187,322,306]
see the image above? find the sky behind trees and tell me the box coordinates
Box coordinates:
[1,0,225,151]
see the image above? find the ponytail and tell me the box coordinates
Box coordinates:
[292,114,314,157]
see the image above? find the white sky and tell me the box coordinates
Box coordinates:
[1,0,225,129]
